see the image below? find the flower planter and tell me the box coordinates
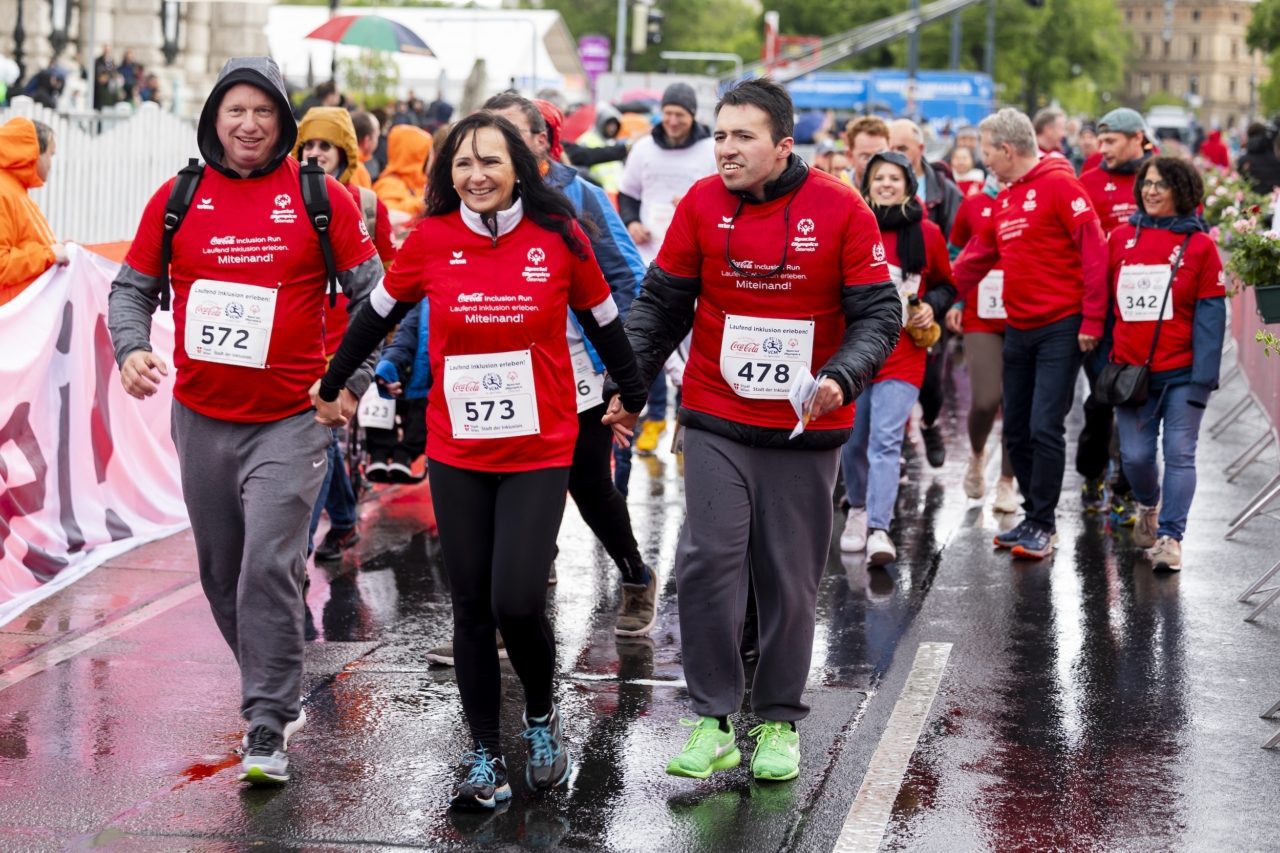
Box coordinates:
[1255,284,1280,324]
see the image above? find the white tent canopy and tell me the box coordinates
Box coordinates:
[265,7,588,103]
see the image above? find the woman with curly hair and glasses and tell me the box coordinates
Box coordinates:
[1104,155,1225,571]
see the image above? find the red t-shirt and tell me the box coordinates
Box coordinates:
[323,185,397,357]
[1108,226,1224,373]
[383,212,611,473]
[655,169,888,431]
[875,219,953,388]
[949,192,1005,335]
[986,156,1100,331]
[125,158,375,422]
[1080,167,1138,236]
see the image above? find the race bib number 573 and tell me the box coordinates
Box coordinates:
[720,315,814,399]
[443,350,540,439]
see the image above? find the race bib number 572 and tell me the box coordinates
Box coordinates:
[184,279,278,368]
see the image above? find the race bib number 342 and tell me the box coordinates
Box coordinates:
[1116,264,1173,323]
[184,279,278,368]
[720,314,815,399]
[443,349,540,439]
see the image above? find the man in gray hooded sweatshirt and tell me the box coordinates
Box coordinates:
[108,57,382,784]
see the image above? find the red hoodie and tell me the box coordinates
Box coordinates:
[1079,166,1138,236]
[951,155,1108,338]
[1200,130,1230,170]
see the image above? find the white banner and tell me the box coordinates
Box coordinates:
[0,247,188,626]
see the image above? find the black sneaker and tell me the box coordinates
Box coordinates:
[365,460,391,483]
[1081,478,1106,513]
[921,424,946,468]
[521,705,572,790]
[239,725,289,785]
[315,526,359,562]
[450,748,511,810]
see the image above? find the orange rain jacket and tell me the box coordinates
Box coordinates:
[0,117,58,303]
[372,125,431,217]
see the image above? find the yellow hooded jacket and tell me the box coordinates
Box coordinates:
[296,107,361,186]
[373,124,431,217]
[0,117,58,302]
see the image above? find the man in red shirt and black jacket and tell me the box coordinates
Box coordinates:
[954,108,1109,560]
[604,78,900,784]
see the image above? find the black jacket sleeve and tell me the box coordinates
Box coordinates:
[818,281,902,404]
[565,141,629,168]
[921,281,957,322]
[319,298,414,402]
[574,308,648,413]
[618,192,642,226]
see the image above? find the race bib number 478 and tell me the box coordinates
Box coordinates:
[720,315,815,400]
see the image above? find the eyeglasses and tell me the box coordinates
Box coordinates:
[1141,179,1170,192]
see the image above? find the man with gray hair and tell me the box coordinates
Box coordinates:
[952,107,1107,560]
[888,118,963,238]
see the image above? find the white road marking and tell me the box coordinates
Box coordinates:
[833,641,953,853]
[0,582,203,693]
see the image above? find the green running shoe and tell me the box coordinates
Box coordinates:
[665,717,740,779]
[748,721,800,782]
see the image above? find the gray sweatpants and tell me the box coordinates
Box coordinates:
[171,400,330,734]
[676,427,840,722]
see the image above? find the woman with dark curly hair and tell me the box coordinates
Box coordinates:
[1104,155,1226,571]
[312,111,649,809]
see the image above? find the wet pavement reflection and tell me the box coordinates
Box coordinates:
[1,356,1278,849]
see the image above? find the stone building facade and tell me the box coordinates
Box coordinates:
[1119,0,1267,131]
[0,0,269,115]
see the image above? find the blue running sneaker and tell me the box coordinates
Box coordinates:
[522,705,572,790]
[1011,524,1055,559]
[993,519,1032,549]
[450,747,511,810]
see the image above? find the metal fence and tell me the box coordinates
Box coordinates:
[2,97,197,244]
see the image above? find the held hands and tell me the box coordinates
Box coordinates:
[945,307,964,335]
[308,379,358,427]
[120,350,169,399]
[376,377,404,398]
[601,394,641,448]
[51,242,71,266]
[1078,334,1099,353]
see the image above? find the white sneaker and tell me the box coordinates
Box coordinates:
[1144,535,1182,571]
[1133,503,1159,549]
[964,452,987,499]
[840,507,868,552]
[992,477,1019,514]
[866,529,897,566]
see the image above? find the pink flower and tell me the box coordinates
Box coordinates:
[1266,231,1280,240]
[1233,218,1253,234]
[1210,226,1221,241]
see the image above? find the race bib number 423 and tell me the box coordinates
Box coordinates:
[184,279,278,368]
[720,314,814,399]
[443,349,540,439]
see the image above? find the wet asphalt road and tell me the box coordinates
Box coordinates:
[1,346,1279,851]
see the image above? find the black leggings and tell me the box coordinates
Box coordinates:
[569,405,644,582]
[428,459,570,755]
[918,328,949,428]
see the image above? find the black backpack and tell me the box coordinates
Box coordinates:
[156,157,340,311]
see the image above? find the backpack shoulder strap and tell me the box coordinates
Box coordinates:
[299,157,340,307]
[159,158,205,311]
[357,186,379,242]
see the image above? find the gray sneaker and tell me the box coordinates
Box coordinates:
[521,704,572,790]
[240,726,289,784]
[427,633,508,667]
[615,573,658,637]
[241,708,306,752]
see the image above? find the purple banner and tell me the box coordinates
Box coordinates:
[578,34,611,86]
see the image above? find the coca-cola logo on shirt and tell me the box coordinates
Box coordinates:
[729,339,760,353]
[453,379,481,393]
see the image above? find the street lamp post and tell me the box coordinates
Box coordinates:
[160,0,181,66]
[13,0,25,83]
[50,0,69,57]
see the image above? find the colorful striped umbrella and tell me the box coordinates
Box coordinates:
[305,15,434,56]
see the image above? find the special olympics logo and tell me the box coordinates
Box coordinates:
[527,247,546,266]
[226,302,245,320]
[507,371,519,382]
[762,337,784,355]
[872,242,886,263]
[274,194,292,209]
[1071,197,1088,214]
[482,373,503,391]
[797,218,815,236]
